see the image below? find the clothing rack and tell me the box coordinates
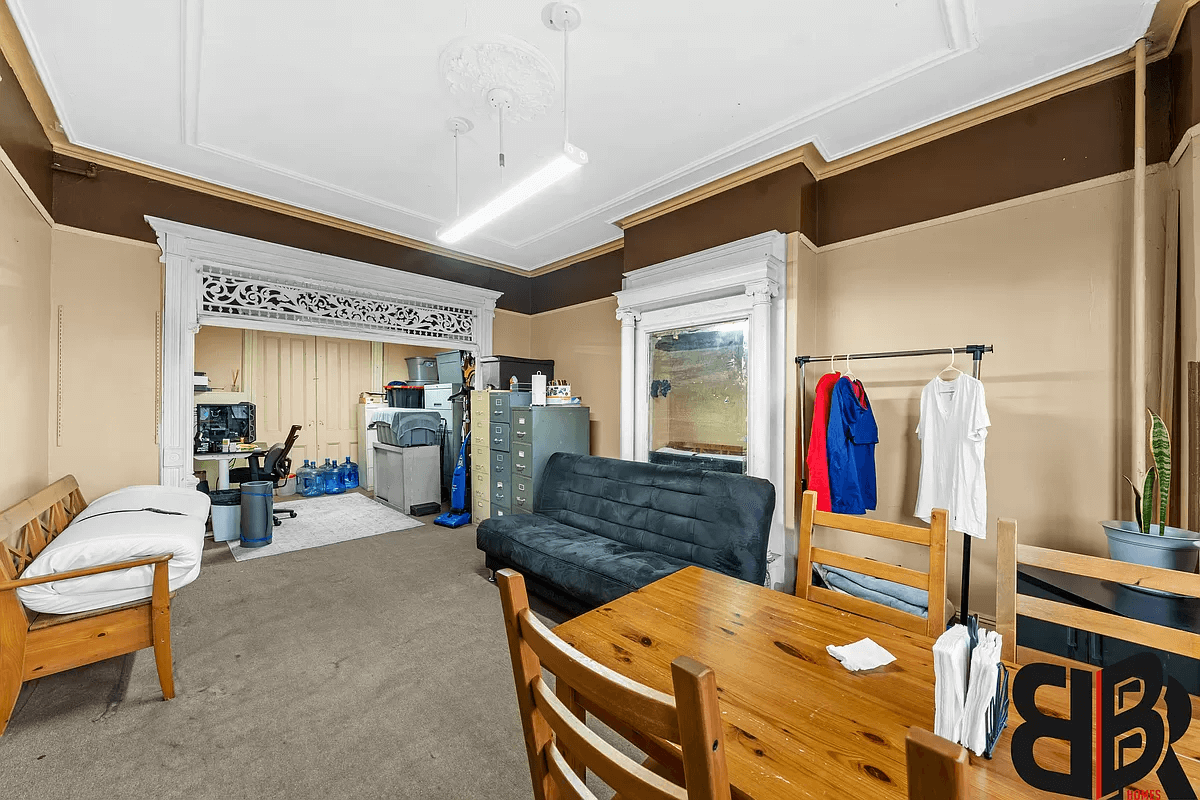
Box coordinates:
[795,344,993,622]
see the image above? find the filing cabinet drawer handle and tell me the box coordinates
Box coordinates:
[516,496,526,504]
[495,493,505,500]
[493,438,504,444]
[516,431,528,438]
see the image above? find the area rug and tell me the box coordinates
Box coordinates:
[227,492,423,562]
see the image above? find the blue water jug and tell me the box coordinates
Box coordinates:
[323,458,345,494]
[298,460,323,497]
[340,456,359,489]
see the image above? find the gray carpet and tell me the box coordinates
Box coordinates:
[2,504,638,799]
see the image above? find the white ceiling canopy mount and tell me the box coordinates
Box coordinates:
[438,34,558,123]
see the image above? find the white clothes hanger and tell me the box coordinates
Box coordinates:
[938,347,965,380]
[843,353,857,380]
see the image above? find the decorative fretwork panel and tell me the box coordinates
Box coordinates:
[200,268,476,343]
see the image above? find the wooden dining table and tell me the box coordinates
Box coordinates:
[552,565,1200,799]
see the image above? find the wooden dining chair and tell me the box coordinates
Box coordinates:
[906,727,969,799]
[797,490,949,637]
[994,519,1200,664]
[496,568,731,800]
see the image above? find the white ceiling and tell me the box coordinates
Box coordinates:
[10,0,1156,270]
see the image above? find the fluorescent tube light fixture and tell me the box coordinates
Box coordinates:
[436,143,587,244]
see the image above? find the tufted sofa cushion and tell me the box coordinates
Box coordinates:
[478,453,775,608]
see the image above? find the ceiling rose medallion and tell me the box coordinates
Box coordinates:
[438,34,559,122]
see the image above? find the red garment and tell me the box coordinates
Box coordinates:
[806,372,841,512]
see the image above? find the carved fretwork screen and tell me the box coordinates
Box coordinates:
[200,267,475,343]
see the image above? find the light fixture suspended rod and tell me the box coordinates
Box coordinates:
[445,117,473,223]
[563,26,569,148]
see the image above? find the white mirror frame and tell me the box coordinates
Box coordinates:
[148,217,502,488]
[614,231,787,588]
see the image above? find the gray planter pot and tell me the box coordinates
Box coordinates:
[1101,521,1200,593]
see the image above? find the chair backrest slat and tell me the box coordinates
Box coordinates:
[995,518,1200,665]
[497,569,731,800]
[906,727,968,800]
[545,739,598,800]
[532,676,685,800]
[798,491,948,637]
[809,547,930,590]
[0,476,86,581]
[519,607,681,743]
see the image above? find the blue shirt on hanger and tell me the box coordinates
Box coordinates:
[826,376,879,515]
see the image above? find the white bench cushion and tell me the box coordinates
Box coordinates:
[16,507,205,615]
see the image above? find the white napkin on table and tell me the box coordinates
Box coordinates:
[827,638,896,672]
[933,624,971,742]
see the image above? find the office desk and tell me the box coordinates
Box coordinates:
[193,449,262,490]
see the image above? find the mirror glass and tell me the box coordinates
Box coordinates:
[647,319,748,474]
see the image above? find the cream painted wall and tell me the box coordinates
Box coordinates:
[528,298,621,459]
[494,309,531,359]
[48,228,162,501]
[1178,146,1198,531]
[382,342,444,383]
[800,171,1167,618]
[194,326,244,390]
[0,164,50,513]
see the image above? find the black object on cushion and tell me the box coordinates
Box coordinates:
[476,453,775,609]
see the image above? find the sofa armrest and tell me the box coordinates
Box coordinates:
[0,553,174,592]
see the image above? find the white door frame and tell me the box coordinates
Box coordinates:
[614,231,787,588]
[147,217,502,487]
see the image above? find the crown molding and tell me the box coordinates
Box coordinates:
[4,0,1196,276]
[526,237,624,277]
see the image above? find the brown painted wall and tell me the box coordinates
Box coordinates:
[623,163,817,271]
[1172,11,1199,150]
[816,65,1171,245]
[0,48,51,210]
[529,248,624,314]
[50,154,534,314]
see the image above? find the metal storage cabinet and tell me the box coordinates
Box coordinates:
[470,390,491,521]
[491,404,589,520]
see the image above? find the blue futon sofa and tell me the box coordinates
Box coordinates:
[476,453,775,613]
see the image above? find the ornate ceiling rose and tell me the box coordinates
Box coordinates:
[438,34,559,122]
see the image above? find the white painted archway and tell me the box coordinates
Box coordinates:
[147,217,502,487]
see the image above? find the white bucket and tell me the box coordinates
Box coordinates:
[212,503,242,542]
[276,475,297,497]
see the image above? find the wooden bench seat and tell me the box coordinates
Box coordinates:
[1,475,178,735]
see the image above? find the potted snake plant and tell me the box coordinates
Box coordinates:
[1102,409,1200,575]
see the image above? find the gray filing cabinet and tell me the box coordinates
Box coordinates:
[490,401,589,520]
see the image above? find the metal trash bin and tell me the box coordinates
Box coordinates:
[210,488,241,542]
[240,481,274,548]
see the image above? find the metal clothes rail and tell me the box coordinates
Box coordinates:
[796,344,994,622]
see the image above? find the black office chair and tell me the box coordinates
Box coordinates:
[230,424,302,526]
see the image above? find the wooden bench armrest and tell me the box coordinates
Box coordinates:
[0,553,174,592]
